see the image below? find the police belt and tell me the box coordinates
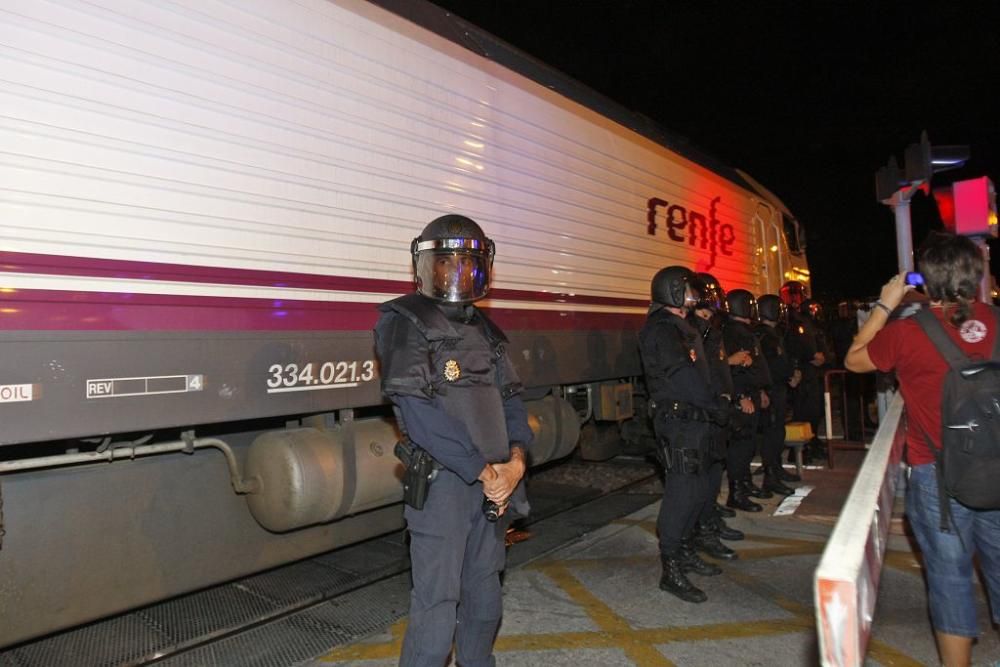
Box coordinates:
[654,400,715,423]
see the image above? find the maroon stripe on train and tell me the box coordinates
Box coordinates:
[0,251,646,308]
[0,289,645,331]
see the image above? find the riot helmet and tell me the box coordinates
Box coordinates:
[757,294,785,323]
[727,289,758,321]
[411,214,495,303]
[650,266,698,311]
[801,298,822,319]
[691,272,728,313]
[779,280,808,309]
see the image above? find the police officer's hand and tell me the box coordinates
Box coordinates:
[810,352,825,367]
[728,350,752,367]
[789,369,802,388]
[738,396,754,414]
[483,448,526,505]
[478,464,499,486]
[760,390,770,409]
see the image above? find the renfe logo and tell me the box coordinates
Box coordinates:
[646,196,735,270]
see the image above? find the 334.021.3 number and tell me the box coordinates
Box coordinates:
[266,360,375,392]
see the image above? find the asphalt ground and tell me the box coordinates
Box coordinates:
[312,453,1000,666]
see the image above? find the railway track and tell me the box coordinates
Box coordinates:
[0,456,660,667]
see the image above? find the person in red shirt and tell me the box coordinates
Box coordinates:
[846,232,1000,667]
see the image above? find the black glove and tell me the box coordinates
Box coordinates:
[710,405,731,427]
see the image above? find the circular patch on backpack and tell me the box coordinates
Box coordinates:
[959,319,987,343]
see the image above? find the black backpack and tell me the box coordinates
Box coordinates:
[914,306,1000,529]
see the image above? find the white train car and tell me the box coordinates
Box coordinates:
[0,0,810,645]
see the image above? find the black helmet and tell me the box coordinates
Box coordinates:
[801,298,822,319]
[780,280,808,309]
[727,289,758,321]
[691,272,728,313]
[651,266,697,310]
[758,294,785,323]
[411,214,495,303]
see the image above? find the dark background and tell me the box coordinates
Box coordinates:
[427,0,1000,301]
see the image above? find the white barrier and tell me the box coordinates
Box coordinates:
[814,393,906,666]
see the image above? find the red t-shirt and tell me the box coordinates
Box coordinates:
[867,302,997,465]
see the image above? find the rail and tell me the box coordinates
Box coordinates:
[814,391,905,666]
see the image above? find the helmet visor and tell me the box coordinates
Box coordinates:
[415,249,491,302]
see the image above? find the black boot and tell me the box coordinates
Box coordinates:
[744,478,773,499]
[726,478,762,512]
[714,516,745,541]
[716,502,736,518]
[693,522,739,560]
[660,553,708,603]
[678,540,722,576]
[763,467,795,496]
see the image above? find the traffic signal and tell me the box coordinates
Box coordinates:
[903,130,970,185]
[875,156,905,202]
[933,176,997,237]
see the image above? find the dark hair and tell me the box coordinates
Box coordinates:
[917,232,984,326]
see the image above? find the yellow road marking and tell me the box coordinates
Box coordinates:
[867,639,928,666]
[317,529,926,665]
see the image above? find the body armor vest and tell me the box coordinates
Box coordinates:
[378,293,521,464]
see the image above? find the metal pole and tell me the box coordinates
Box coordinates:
[893,193,914,273]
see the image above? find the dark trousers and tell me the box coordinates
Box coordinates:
[654,415,712,554]
[400,470,507,667]
[727,410,758,481]
[659,470,710,554]
[793,369,823,435]
[697,460,724,523]
[760,388,787,468]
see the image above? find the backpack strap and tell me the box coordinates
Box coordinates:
[991,306,1000,360]
[912,307,969,371]
[912,307,962,533]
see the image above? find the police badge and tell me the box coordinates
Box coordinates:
[443,359,461,381]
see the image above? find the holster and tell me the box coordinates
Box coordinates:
[656,438,703,475]
[394,439,438,509]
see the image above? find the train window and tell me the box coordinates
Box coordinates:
[783,214,806,254]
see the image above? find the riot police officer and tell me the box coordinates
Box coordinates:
[639,266,728,604]
[798,298,832,460]
[374,214,534,667]
[723,289,772,511]
[687,273,744,557]
[783,282,827,462]
[756,294,799,495]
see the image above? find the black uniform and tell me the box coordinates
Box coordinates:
[723,319,771,483]
[374,293,533,667]
[639,307,721,556]
[786,312,824,437]
[691,314,732,522]
[757,322,793,472]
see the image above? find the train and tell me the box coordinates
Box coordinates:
[0,0,810,646]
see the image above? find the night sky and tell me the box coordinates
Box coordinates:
[427,1,1000,301]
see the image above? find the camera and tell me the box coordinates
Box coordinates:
[482,496,501,522]
[905,271,925,286]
